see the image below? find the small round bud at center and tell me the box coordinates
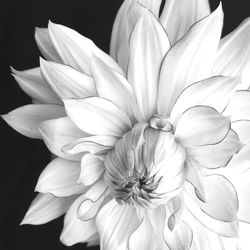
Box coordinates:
[149,115,173,132]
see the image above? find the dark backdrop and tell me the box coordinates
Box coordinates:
[0,0,249,250]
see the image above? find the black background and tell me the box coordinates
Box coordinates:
[0,0,249,249]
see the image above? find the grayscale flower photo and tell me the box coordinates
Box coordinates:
[1,0,250,249]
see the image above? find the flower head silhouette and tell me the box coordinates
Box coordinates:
[3,0,250,249]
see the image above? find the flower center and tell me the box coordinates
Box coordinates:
[104,116,185,208]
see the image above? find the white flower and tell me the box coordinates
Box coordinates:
[2,0,250,249]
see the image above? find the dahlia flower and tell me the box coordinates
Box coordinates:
[3,0,250,249]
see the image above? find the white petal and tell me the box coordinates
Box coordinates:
[64,97,132,137]
[35,28,61,62]
[38,117,86,161]
[40,58,96,99]
[79,154,105,186]
[220,148,250,223]
[11,67,61,104]
[239,222,250,250]
[213,18,250,87]
[110,0,146,73]
[232,120,250,144]
[185,160,206,202]
[184,187,238,237]
[63,135,117,155]
[2,104,65,139]
[60,194,97,246]
[170,76,241,122]
[91,55,143,122]
[157,5,223,115]
[188,129,243,169]
[128,10,170,119]
[164,220,193,250]
[48,21,123,75]
[21,193,77,225]
[175,106,230,147]
[182,208,239,250]
[129,210,159,250]
[139,0,162,17]
[223,90,250,121]
[78,180,108,220]
[96,199,140,250]
[35,158,86,197]
[160,0,211,44]
[190,175,238,222]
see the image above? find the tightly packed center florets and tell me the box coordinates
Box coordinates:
[104,115,186,208]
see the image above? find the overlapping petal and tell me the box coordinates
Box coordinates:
[157,5,223,115]
[35,28,62,62]
[175,106,230,147]
[128,9,170,119]
[78,154,105,186]
[91,55,142,122]
[11,67,61,104]
[62,135,117,155]
[223,90,250,121]
[60,194,98,246]
[35,157,86,197]
[21,193,77,225]
[38,117,86,160]
[40,58,96,99]
[48,21,122,75]
[170,76,241,122]
[96,199,140,250]
[64,97,132,137]
[2,104,65,139]
[213,18,250,87]
[187,130,243,169]
[160,0,211,44]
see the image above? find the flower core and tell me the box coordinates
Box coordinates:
[104,119,186,208]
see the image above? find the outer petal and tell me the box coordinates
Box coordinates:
[219,145,250,223]
[60,194,98,246]
[160,0,211,44]
[223,90,250,121]
[128,210,159,250]
[187,130,243,169]
[78,180,108,220]
[62,135,118,155]
[182,208,240,250]
[35,28,62,62]
[48,21,122,75]
[35,158,86,197]
[2,104,65,139]
[232,120,250,144]
[184,187,238,237]
[157,5,223,115]
[91,55,143,122]
[96,199,140,250]
[164,220,193,250]
[128,9,170,119]
[213,18,250,87]
[187,175,238,222]
[78,154,105,186]
[40,58,96,99]
[64,97,132,137]
[38,117,86,161]
[110,1,156,73]
[175,106,231,147]
[21,193,77,225]
[11,67,61,104]
[170,76,241,122]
